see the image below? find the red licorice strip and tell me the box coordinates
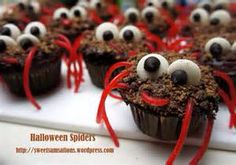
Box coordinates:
[57,34,72,48]
[218,89,235,128]
[144,41,156,52]
[23,48,41,110]
[108,83,130,101]
[0,57,18,64]
[189,119,214,165]
[141,91,169,107]
[128,50,137,57]
[214,70,236,108]
[112,14,124,26]
[166,99,193,165]
[96,70,130,123]
[104,61,132,87]
[54,40,71,52]
[74,55,83,93]
[90,10,103,24]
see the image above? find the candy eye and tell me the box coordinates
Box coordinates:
[209,10,231,26]
[0,24,21,40]
[17,34,39,50]
[95,22,119,42]
[0,36,17,53]
[70,6,87,20]
[137,54,169,80]
[190,8,209,25]
[168,59,201,86]
[24,22,47,39]
[119,25,142,42]
[142,6,160,23]
[53,8,70,20]
[161,0,175,9]
[232,42,236,54]
[205,37,231,59]
[145,0,160,7]
[124,8,140,24]
[28,1,40,13]
[17,0,28,10]
[214,0,229,10]
[90,0,102,9]
[77,1,89,8]
[198,1,212,12]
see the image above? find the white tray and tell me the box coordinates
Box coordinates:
[0,64,236,151]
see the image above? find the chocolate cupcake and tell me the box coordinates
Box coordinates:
[50,6,96,42]
[80,22,149,88]
[0,22,63,109]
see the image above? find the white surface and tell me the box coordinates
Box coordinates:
[0,64,236,151]
[1,122,236,165]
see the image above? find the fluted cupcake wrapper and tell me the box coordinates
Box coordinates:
[2,59,61,96]
[130,104,206,141]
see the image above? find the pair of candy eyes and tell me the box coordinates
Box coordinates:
[198,1,228,12]
[205,37,236,57]
[190,9,231,26]
[137,54,201,86]
[53,7,87,21]
[17,1,40,13]
[145,0,175,8]
[96,23,142,42]
[0,22,47,40]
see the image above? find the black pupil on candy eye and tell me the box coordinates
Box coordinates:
[215,4,223,10]
[28,5,34,11]
[103,31,114,41]
[210,43,222,58]
[144,57,160,73]
[123,30,134,41]
[74,10,81,17]
[96,2,101,9]
[145,12,154,23]
[193,13,201,22]
[0,27,11,36]
[162,1,168,8]
[210,18,219,25]
[60,13,68,19]
[128,13,138,23]
[30,27,40,37]
[20,39,33,50]
[0,40,7,52]
[148,2,153,6]
[18,2,25,10]
[171,70,188,85]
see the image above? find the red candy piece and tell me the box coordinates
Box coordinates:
[141,91,169,107]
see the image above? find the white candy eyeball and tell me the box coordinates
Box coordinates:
[198,1,212,12]
[214,0,229,10]
[29,1,41,13]
[145,0,160,7]
[96,22,119,42]
[209,10,231,26]
[124,8,140,24]
[0,36,17,52]
[0,24,21,40]
[119,25,142,42]
[90,0,102,9]
[24,22,47,39]
[70,6,87,20]
[190,8,209,25]
[77,0,89,8]
[53,8,70,20]
[168,59,201,86]
[137,54,169,80]
[205,37,231,59]
[17,34,39,50]
[142,6,160,23]
[231,42,236,54]
[161,0,175,9]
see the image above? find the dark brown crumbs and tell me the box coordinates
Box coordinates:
[119,52,219,119]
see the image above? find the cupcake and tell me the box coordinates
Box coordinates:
[79,22,150,88]
[0,22,63,109]
[50,6,96,42]
[96,52,222,164]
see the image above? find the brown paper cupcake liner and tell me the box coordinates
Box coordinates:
[2,59,61,96]
[130,104,206,141]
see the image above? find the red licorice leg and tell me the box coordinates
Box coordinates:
[145,32,166,51]
[141,91,169,107]
[218,89,236,128]
[189,119,214,165]
[166,100,193,165]
[23,48,41,110]
[96,70,130,123]
[74,55,83,93]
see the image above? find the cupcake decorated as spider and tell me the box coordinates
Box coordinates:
[0,22,71,110]
[50,5,96,42]
[78,22,152,89]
